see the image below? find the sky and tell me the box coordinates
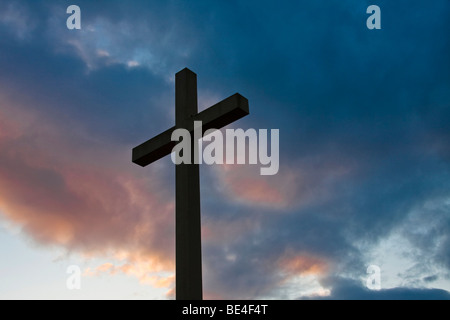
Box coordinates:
[0,0,449,300]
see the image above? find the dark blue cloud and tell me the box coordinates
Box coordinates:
[0,0,449,299]
[316,277,450,300]
[0,23,172,145]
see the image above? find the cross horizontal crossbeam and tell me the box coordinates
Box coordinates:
[132,93,249,167]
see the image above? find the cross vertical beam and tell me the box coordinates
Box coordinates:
[175,69,202,300]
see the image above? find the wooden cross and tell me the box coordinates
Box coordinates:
[132,68,249,300]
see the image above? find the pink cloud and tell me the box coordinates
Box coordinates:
[278,251,329,277]
[213,158,351,210]
[84,260,175,293]
[0,94,175,285]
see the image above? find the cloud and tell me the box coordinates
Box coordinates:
[39,0,204,76]
[213,164,298,209]
[212,156,353,210]
[0,1,37,40]
[278,252,329,277]
[84,260,175,294]
[316,277,450,300]
[399,197,450,275]
[0,93,176,287]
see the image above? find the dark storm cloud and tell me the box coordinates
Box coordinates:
[192,0,450,298]
[0,27,172,145]
[315,276,450,300]
[0,0,449,299]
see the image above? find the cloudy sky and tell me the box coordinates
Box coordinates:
[0,0,449,299]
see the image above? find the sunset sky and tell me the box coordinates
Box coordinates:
[0,0,449,299]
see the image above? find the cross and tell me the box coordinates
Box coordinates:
[132,68,249,300]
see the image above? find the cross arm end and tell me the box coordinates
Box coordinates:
[132,126,176,167]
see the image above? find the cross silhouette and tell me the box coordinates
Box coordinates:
[132,68,249,300]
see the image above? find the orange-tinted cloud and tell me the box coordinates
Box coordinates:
[275,250,330,297]
[213,164,298,209]
[214,159,350,210]
[85,260,175,288]
[0,94,175,286]
[278,252,329,277]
